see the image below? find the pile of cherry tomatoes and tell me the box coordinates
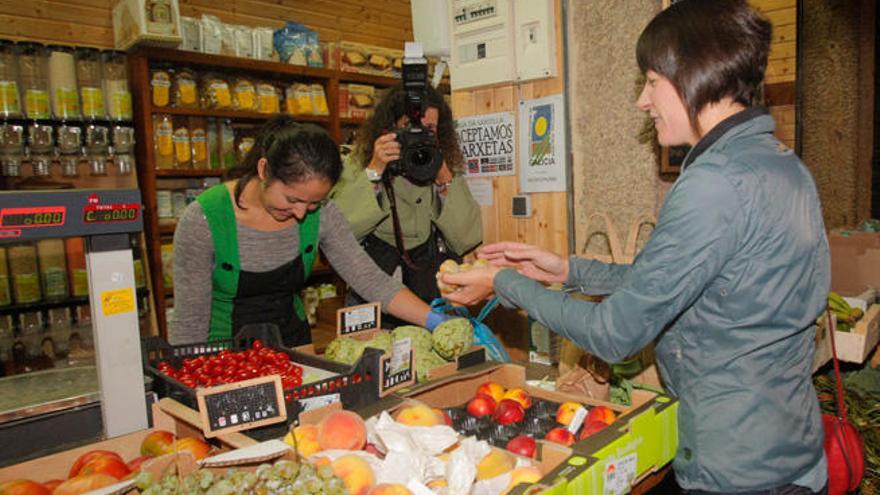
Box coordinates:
[155,340,304,390]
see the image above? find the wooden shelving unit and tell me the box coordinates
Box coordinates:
[129,47,400,339]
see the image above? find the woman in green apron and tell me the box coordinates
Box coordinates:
[171,117,446,346]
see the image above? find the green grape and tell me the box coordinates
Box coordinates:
[296,464,315,480]
[205,479,236,495]
[133,470,155,491]
[196,469,215,490]
[316,464,334,480]
[275,460,300,480]
[324,477,346,494]
[256,463,273,479]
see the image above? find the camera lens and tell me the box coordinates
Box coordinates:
[409,147,435,168]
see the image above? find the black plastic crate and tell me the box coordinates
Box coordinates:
[141,324,382,434]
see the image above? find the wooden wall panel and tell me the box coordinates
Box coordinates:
[751,0,797,84]
[0,0,412,50]
[450,0,568,254]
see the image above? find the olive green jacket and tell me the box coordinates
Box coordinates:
[330,155,482,255]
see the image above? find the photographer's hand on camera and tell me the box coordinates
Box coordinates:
[367,132,401,177]
[434,162,453,196]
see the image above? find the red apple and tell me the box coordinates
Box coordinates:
[586,405,616,426]
[173,436,212,460]
[544,427,576,446]
[140,430,175,457]
[493,399,525,425]
[467,394,497,417]
[79,454,132,480]
[502,388,532,409]
[67,450,123,479]
[52,474,119,495]
[0,479,51,495]
[506,434,537,458]
[579,419,609,439]
[476,382,505,403]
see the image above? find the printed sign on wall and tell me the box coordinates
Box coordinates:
[457,111,516,177]
[519,94,567,193]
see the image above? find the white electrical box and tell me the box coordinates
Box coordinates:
[449,0,516,90]
[513,0,557,81]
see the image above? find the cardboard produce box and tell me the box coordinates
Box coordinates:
[829,229,880,296]
[394,362,678,494]
[821,300,880,364]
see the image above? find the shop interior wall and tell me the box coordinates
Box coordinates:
[800,0,875,229]
[568,0,797,259]
[0,0,413,49]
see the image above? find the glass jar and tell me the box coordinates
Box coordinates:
[75,48,104,120]
[18,43,49,120]
[47,45,80,120]
[172,116,191,168]
[0,40,22,118]
[153,114,174,169]
[189,117,208,169]
[102,51,131,121]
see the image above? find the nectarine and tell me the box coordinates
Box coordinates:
[476,382,505,403]
[331,454,375,495]
[502,388,532,409]
[0,479,51,495]
[319,410,368,450]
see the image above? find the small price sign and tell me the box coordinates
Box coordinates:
[196,375,287,438]
[379,337,415,396]
[337,302,381,336]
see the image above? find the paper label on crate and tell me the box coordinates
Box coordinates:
[100,287,135,316]
[603,454,637,495]
[391,337,411,371]
[338,302,381,335]
[567,406,588,434]
[298,393,340,412]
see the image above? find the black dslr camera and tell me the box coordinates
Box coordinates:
[385,45,443,186]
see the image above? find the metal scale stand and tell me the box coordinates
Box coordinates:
[0,189,149,439]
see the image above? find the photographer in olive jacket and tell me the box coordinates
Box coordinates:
[330,83,482,314]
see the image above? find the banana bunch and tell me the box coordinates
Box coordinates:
[828,291,864,332]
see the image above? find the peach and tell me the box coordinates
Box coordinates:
[476,448,515,480]
[367,484,413,495]
[502,388,532,409]
[555,402,584,426]
[318,410,368,451]
[544,427,576,446]
[0,480,51,495]
[503,466,544,494]
[476,382,505,403]
[331,454,376,495]
[394,403,445,426]
[52,474,119,495]
[433,407,453,426]
[140,430,175,457]
[579,419,609,440]
[284,424,322,457]
[587,405,616,425]
[67,450,122,478]
[173,437,212,460]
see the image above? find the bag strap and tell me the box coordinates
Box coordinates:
[826,309,849,421]
[382,174,420,269]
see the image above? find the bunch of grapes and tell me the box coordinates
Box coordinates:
[134,458,347,495]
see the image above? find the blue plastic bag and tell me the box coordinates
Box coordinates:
[430,298,511,363]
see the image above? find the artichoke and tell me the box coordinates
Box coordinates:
[432,317,474,360]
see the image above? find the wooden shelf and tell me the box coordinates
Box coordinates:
[336,71,400,87]
[155,169,225,178]
[158,221,176,235]
[134,47,337,80]
[151,105,331,124]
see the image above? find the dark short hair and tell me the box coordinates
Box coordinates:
[232,116,341,208]
[355,83,464,172]
[636,0,772,133]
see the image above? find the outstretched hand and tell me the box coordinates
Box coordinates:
[440,265,501,306]
[479,242,569,284]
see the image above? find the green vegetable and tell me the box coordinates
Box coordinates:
[432,317,474,360]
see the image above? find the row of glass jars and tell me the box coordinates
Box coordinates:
[0,40,132,121]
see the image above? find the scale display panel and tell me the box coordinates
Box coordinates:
[0,189,142,241]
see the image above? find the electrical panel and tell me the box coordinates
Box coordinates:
[449,0,516,89]
[513,0,557,81]
[448,0,557,90]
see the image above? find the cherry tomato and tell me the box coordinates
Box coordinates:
[252,339,265,350]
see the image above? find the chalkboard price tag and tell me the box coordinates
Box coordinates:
[378,337,415,397]
[337,302,381,336]
[196,375,287,438]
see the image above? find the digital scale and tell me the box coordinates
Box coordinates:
[0,189,149,440]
